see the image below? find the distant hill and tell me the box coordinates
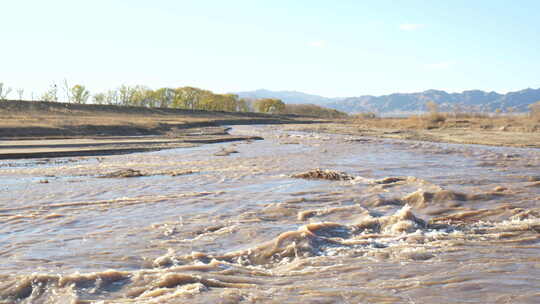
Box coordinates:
[236,89,342,106]
[236,88,540,114]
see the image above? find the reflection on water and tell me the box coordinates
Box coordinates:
[0,125,539,303]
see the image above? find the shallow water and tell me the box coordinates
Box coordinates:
[0,125,539,303]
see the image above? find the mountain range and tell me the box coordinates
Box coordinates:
[235,88,540,114]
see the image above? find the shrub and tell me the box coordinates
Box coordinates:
[529,101,540,120]
[282,104,347,118]
[352,112,377,119]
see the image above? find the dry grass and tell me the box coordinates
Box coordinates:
[0,107,240,129]
[352,112,540,132]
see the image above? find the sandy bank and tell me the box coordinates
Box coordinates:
[0,129,262,159]
[285,122,540,148]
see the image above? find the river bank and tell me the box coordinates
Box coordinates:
[0,126,262,159]
[0,100,321,139]
[284,121,540,148]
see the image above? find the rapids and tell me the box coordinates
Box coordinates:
[0,125,539,303]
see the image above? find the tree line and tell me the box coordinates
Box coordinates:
[0,82,290,114]
[1,81,350,117]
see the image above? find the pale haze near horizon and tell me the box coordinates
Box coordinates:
[1,0,539,99]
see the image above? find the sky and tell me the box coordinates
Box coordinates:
[1,0,540,99]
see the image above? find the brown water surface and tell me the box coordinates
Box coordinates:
[1,125,539,303]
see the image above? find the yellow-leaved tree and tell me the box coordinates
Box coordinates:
[71,85,90,104]
[254,98,285,113]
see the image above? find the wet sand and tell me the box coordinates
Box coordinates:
[0,130,262,160]
[0,125,539,303]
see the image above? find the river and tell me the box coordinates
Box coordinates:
[1,125,539,303]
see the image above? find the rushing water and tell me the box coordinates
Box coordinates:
[0,125,539,303]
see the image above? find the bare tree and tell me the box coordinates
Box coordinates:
[63,79,71,102]
[0,83,12,100]
[41,83,58,102]
[118,85,135,106]
[93,92,106,105]
[104,90,120,105]
[16,88,24,100]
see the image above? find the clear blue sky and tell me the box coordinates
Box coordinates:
[1,0,539,98]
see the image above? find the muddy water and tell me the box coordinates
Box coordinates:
[0,125,539,303]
